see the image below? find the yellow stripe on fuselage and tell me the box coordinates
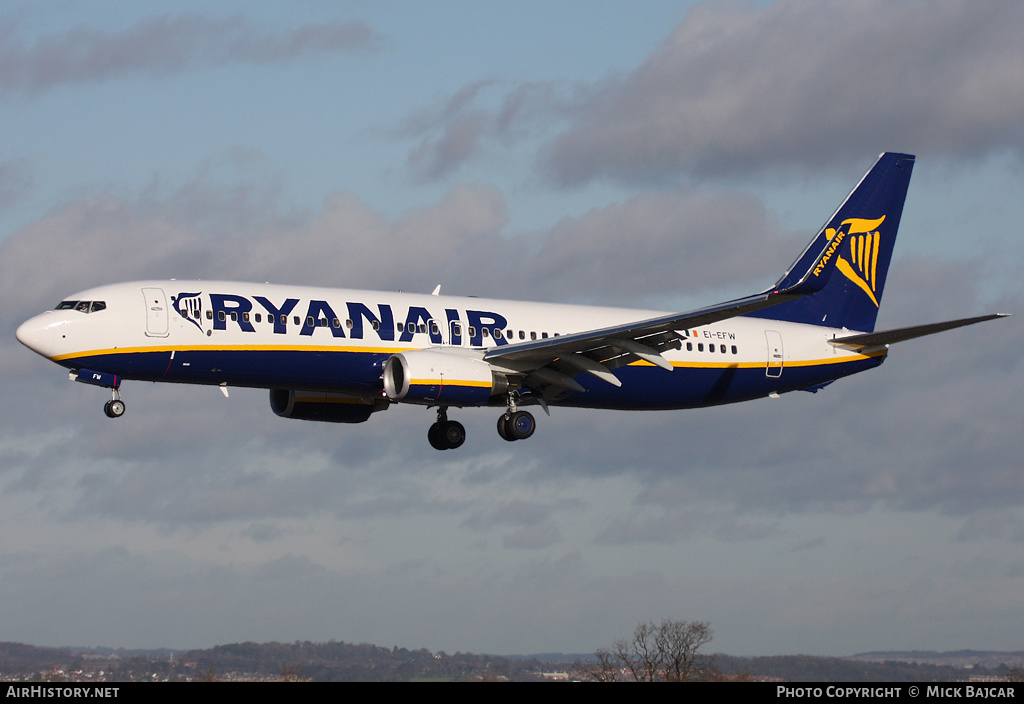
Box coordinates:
[53,343,885,373]
[51,343,413,362]
[626,349,886,370]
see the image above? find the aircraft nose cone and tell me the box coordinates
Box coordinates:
[16,313,55,358]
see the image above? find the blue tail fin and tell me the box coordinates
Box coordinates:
[749,152,915,332]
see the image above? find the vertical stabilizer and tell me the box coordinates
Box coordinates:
[750,152,915,332]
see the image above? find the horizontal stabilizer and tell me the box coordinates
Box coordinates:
[829,314,1009,348]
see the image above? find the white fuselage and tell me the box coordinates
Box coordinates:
[17,280,884,411]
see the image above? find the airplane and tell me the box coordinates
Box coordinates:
[16,152,1007,450]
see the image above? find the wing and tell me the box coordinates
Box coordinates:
[483,285,816,397]
[479,174,878,399]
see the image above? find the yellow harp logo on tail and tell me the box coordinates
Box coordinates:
[821,216,886,307]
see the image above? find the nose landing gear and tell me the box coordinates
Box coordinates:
[103,389,125,418]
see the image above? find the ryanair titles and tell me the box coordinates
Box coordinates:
[171,291,510,348]
[813,229,848,277]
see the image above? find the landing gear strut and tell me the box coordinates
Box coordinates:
[103,388,125,418]
[428,407,465,451]
[496,392,535,442]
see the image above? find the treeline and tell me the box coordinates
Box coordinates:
[2,641,1023,682]
[712,654,1017,682]
[180,640,550,681]
[0,641,551,682]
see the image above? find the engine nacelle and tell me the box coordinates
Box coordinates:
[383,350,508,405]
[269,389,388,424]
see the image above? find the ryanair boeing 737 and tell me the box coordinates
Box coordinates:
[16,153,1007,449]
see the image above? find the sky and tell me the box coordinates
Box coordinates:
[1,0,1023,657]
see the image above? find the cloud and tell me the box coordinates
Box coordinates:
[0,157,30,207]
[2,158,1021,543]
[544,0,1024,184]
[0,14,380,95]
[0,167,508,328]
[397,0,1024,186]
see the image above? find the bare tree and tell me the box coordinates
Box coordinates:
[574,619,714,682]
[656,620,713,681]
[573,648,620,682]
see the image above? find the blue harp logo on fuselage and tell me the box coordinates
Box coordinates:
[172,292,204,332]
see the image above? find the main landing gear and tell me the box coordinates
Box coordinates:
[426,395,538,450]
[428,407,466,451]
[103,388,125,419]
[496,392,535,442]
[496,410,535,441]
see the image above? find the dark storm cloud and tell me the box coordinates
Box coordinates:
[0,14,380,94]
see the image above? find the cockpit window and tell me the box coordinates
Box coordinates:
[55,300,106,313]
